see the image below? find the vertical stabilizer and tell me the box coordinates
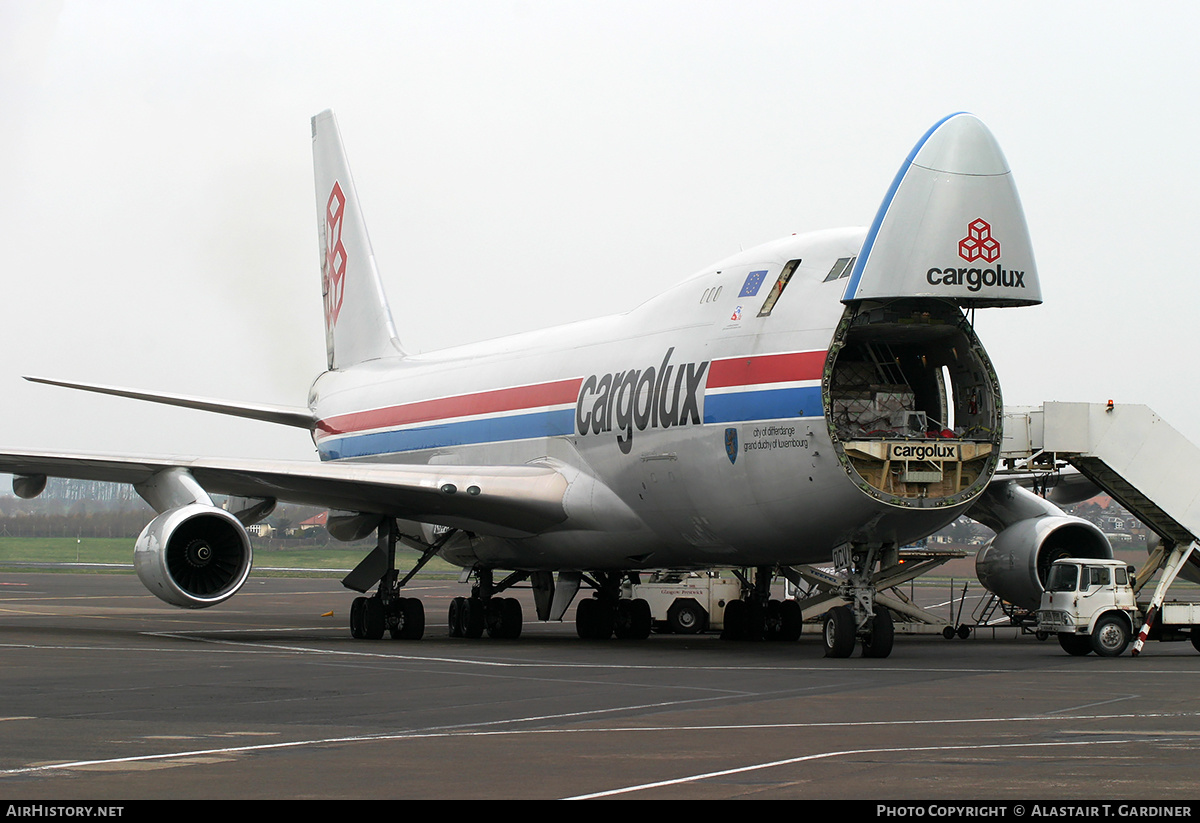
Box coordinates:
[312,110,404,369]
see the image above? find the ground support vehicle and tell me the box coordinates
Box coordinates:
[1037,541,1200,657]
[621,570,744,634]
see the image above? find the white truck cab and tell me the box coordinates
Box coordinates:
[1036,558,1138,657]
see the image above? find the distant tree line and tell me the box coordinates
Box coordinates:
[0,494,338,546]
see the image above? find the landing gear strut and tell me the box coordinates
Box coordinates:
[345,518,447,641]
[820,544,895,658]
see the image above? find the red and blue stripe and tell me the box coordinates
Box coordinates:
[315,350,827,459]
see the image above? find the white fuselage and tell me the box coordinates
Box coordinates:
[308,227,988,571]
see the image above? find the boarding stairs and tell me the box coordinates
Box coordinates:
[1002,402,1200,652]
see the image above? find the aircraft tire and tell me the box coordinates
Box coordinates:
[778,600,802,642]
[1090,614,1130,657]
[395,597,425,640]
[350,596,367,639]
[461,597,486,638]
[615,598,652,639]
[576,597,599,639]
[861,605,894,658]
[577,597,614,640]
[364,596,385,640]
[484,597,521,639]
[822,606,855,658]
[448,597,464,637]
[594,600,615,639]
[744,598,766,641]
[1057,632,1092,656]
[720,599,747,640]
[389,599,405,640]
[493,597,522,639]
[763,599,782,640]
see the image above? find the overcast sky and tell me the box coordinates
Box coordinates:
[2,1,1198,462]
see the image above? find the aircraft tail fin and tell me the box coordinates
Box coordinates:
[311,110,404,369]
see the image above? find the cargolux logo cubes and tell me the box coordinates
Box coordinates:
[323,182,348,329]
[958,218,1000,263]
[926,216,1025,292]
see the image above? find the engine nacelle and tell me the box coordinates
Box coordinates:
[975,515,1111,611]
[134,504,253,609]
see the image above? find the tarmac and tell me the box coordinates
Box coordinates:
[2,571,1200,800]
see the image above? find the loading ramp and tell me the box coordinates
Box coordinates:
[1002,402,1200,652]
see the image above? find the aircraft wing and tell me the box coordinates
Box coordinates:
[0,450,570,536]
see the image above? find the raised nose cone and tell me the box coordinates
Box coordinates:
[912,113,1011,176]
[843,113,1041,308]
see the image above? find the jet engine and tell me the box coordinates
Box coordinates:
[133,503,253,609]
[975,515,1111,612]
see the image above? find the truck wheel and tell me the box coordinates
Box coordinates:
[1192,629,1200,654]
[1057,632,1092,656]
[1090,614,1130,657]
[667,598,707,635]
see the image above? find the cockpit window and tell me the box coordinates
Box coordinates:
[758,259,801,317]
[824,256,856,282]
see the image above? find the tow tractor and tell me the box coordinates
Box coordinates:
[621,570,744,634]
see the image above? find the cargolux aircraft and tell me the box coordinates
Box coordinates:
[0,111,1112,658]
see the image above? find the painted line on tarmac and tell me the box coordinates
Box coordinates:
[6,633,1200,676]
[563,738,1160,799]
[2,709,1198,779]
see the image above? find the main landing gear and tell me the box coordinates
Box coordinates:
[345,518,448,641]
[447,568,526,639]
[576,572,653,640]
[720,566,802,642]
[818,544,895,659]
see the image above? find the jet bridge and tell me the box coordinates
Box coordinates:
[1001,402,1200,648]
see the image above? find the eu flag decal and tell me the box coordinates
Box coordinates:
[739,269,767,297]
